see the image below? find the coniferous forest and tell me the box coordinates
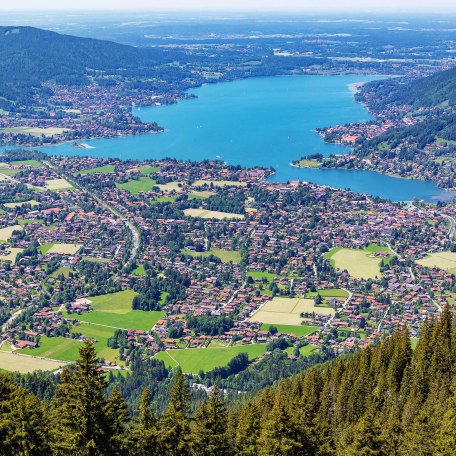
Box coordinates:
[2,306,456,455]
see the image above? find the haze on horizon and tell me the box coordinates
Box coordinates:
[1,0,456,13]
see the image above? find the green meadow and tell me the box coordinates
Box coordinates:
[155,343,267,374]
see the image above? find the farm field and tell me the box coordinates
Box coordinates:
[0,247,23,262]
[65,290,165,331]
[0,224,22,241]
[250,297,334,325]
[184,208,244,220]
[46,243,82,255]
[0,350,65,373]
[44,178,74,191]
[155,343,267,373]
[417,251,456,274]
[21,336,82,362]
[116,177,157,195]
[4,200,40,208]
[79,164,116,174]
[193,180,247,188]
[183,248,241,263]
[324,246,387,279]
[261,323,317,337]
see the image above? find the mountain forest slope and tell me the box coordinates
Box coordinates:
[2,307,456,455]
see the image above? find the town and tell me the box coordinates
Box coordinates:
[0,150,454,375]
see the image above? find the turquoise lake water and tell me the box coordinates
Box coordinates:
[2,75,451,202]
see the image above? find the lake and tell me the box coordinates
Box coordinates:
[3,75,451,202]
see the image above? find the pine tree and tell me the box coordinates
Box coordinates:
[190,383,229,456]
[130,387,160,456]
[50,340,112,455]
[0,375,49,456]
[106,386,129,455]
[257,394,312,456]
[235,400,261,456]
[435,378,456,455]
[160,369,191,456]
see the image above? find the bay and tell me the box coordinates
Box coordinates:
[2,75,451,202]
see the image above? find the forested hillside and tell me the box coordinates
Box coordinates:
[361,66,456,110]
[2,307,456,455]
[0,26,170,104]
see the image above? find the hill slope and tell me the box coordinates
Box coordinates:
[0,26,167,104]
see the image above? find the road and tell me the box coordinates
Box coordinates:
[2,308,27,332]
[442,214,456,240]
[43,160,140,265]
[325,288,353,328]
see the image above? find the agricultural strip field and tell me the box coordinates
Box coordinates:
[116,177,157,195]
[184,208,244,220]
[417,251,456,274]
[11,159,43,168]
[135,165,160,175]
[192,180,247,188]
[2,127,66,137]
[46,243,82,255]
[0,224,22,241]
[155,343,267,374]
[324,247,386,279]
[183,248,241,263]
[79,164,116,174]
[250,297,334,326]
[260,324,317,337]
[305,288,349,298]
[0,350,65,373]
[157,182,183,193]
[44,178,74,191]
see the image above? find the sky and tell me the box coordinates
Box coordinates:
[1,0,455,13]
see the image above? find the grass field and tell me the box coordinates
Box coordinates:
[250,297,334,325]
[79,164,116,174]
[189,190,216,199]
[0,247,23,262]
[21,336,82,362]
[324,246,386,279]
[184,208,244,220]
[11,159,43,168]
[132,265,146,276]
[295,159,321,168]
[155,343,267,373]
[417,251,456,274]
[71,324,122,363]
[193,180,247,188]
[116,177,157,195]
[66,290,165,331]
[285,344,318,357]
[157,182,183,193]
[2,127,66,137]
[0,224,22,241]
[39,243,54,254]
[44,178,74,191]
[183,248,241,263]
[135,165,160,175]
[46,243,82,255]
[0,350,65,373]
[248,271,281,282]
[306,288,349,298]
[4,200,40,209]
[261,323,317,337]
